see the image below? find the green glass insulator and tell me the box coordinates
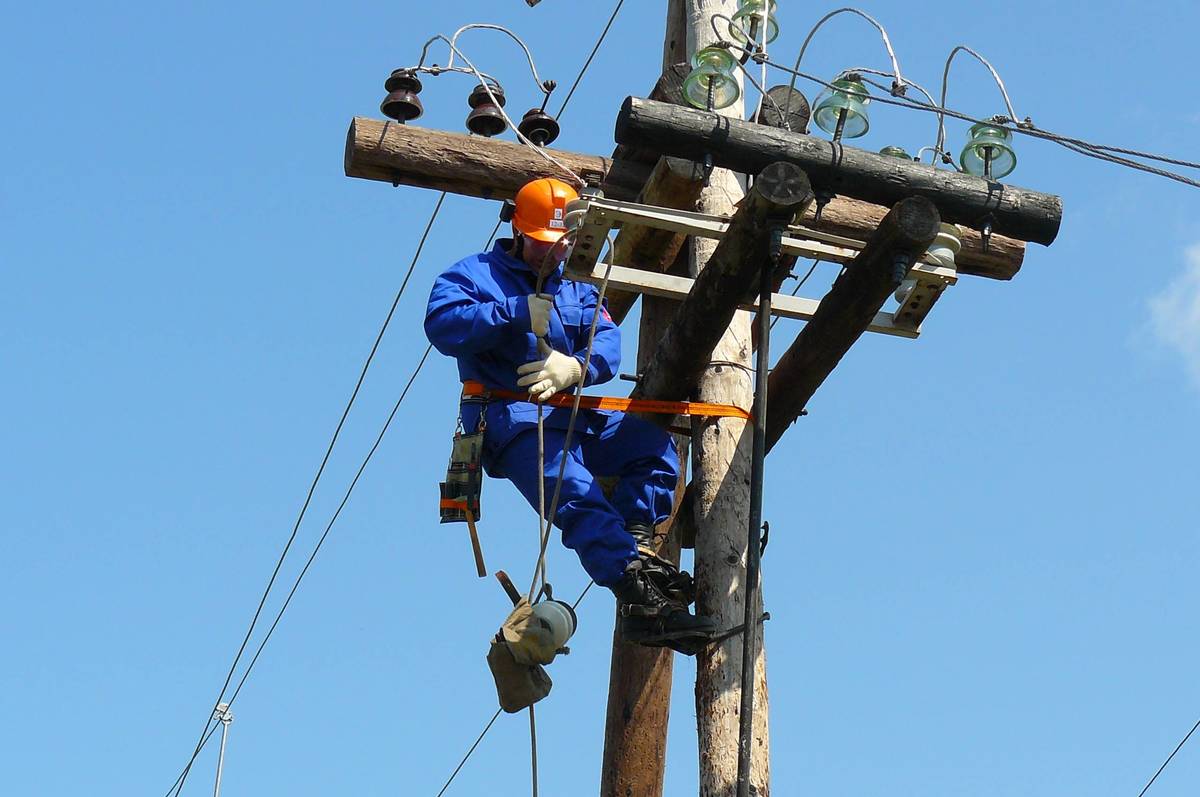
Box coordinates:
[813,77,871,139]
[730,0,780,45]
[683,46,741,110]
[879,145,913,160]
[959,121,1016,179]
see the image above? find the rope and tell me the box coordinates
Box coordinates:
[162,192,447,797]
[526,235,618,600]
[556,0,625,119]
[535,401,548,595]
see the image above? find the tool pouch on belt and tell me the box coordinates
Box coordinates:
[486,598,555,713]
[440,429,483,524]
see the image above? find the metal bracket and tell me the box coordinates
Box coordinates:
[565,196,958,339]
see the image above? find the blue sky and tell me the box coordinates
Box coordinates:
[3,1,1199,795]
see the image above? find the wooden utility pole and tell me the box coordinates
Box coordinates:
[680,2,770,795]
[598,6,689,796]
[341,8,1063,794]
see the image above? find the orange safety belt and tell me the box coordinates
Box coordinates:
[461,380,752,421]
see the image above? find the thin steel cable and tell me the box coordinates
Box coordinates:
[210,218,507,718]
[783,6,905,124]
[529,705,540,797]
[434,708,503,797]
[556,0,625,119]
[935,45,1020,157]
[162,191,447,797]
[163,722,220,797]
[449,24,549,91]
[571,579,596,611]
[1135,716,1200,797]
[222,347,434,699]
[405,33,585,184]
[760,59,1200,189]
[534,401,548,595]
[414,24,547,96]
[770,260,821,331]
[848,69,1200,180]
[169,346,435,797]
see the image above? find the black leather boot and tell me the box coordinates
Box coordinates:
[626,522,697,607]
[610,559,716,653]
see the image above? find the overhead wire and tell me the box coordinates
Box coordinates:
[211,216,505,725]
[415,34,586,187]
[409,12,1199,796]
[167,345,435,797]
[935,45,1020,158]
[770,260,822,331]
[434,708,504,797]
[710,21,1198,181]
[756,57,1200,189]
[422,237,622,796]
[783,6,905,124]
[165,208,504,797]
[1135,715,1200,797]
[166,16,608,792]
[360,18,633,771]
[556,0,625,118]
[161,190,448,797]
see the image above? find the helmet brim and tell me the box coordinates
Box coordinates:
[516,223,567,243]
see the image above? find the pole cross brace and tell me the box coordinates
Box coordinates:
[565,196,958,339]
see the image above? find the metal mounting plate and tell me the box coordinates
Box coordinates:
[564,196,958,339]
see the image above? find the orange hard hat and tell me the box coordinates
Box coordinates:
[512,177,579,242]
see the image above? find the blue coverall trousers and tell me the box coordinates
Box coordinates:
[488,410,679,587]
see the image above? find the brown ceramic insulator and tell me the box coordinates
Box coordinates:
[517,108,560,147]
[380,70,423,122]
[466,83,507,137]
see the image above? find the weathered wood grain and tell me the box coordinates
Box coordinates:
[616,95,1063,247]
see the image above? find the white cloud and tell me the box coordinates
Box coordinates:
[1148,244,1200,389]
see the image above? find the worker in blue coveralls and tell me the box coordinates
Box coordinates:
[424,177,715,651]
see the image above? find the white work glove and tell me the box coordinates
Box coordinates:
[516,339,583,402]
[527,294,552,337]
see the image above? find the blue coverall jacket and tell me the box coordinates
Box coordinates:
[424,240,678,586]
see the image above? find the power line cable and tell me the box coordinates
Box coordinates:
[434,708,504,797]
[162,191,449,797]
[755,57,1200,189]
[169,344,434,797]
[168,218,504,796]
[1136,715,1200,797]
[556,0,625,119]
